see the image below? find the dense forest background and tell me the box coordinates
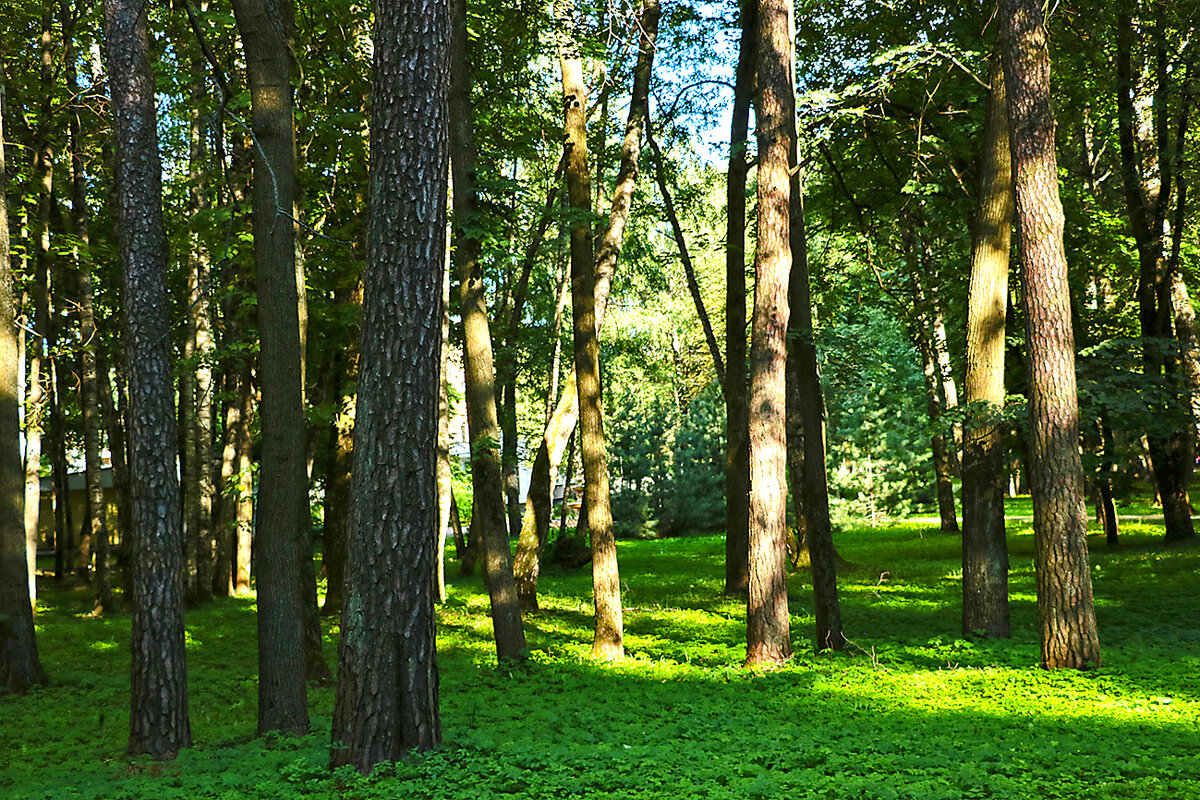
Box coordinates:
[0,0,1197,779]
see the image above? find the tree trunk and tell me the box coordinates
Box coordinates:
[511,0,659,615]
[104,0,192,753]
[24,12,53,596]
[96,350,132,598]
[183,49,216,604]
[1171,271,1200,481]
[1116,6,1194,542]
[436,260,452,603]
[0,56,47,695]
[64,20,112,611]
[329,0,446,763]
[447,0,526,661]
[234,372,255,595]
[787,161,844,652]
[745,0,793,667]
[962,51,1013,639]
[724,0,756,597]
[231,0,312,732]
[1000,0,1101,670]
[916,311,959,534]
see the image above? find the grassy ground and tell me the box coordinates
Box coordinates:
[1,519,1198,800]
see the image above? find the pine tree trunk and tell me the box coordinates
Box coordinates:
[104,0,192,753]
[962,51,1013,639]
[724,0,755,598]
[745,0,793,667]
[447,0,526,661]
[1000,0,1101,670]
[0,59,47,695]
[330,0,446,763]
[232,0,312,732]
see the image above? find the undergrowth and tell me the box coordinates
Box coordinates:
[1,519,1197,799]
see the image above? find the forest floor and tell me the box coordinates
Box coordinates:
[1,509,1198,799]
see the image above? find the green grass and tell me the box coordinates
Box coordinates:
[2,521,1198,799]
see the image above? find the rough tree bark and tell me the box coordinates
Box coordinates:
[0,57,48,695]
[724,0,756,598]
[962,51,1013,639]
[447,0,527,661]
[103,0,193,753]
[1000,0,1102,670]
[745,0,793,667]
[329,0,446,765]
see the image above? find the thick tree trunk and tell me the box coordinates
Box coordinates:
[745,0,793,667]
[0,60,47,694]
[447,0,526,660]
[330,0,446,764]
[511,0,659,615]
[724,0,755,598]
[104,0,192,753]
[232,0,312,732]
[1000,0,1101,670]
[962,52,1014,639]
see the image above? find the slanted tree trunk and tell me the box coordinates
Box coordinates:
[745,0,793,667]
[104,0,192,753]
[724,0,755,598]
[787,159,844,652]
[645,123,725,389]
[232,0,313,731]
[1000,0,1101,670]
[962,51,1013,639]
[329,0,446,763]
[0,58,48,694]
[447,0,526,660]
[511,0,659,614]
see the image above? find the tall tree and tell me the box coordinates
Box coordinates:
[103,0,192,753]
[1000,0,1101,670]
[962,51,1014,639]
[511,0,660,613]
[447,0,526,661]
[1115,3,1195,543]
[329,0,446,766]
[787,162,845,652]
[745,0,793,667]
[231,0,314,732]
[724,0,756,597]
[0,55,47,695]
